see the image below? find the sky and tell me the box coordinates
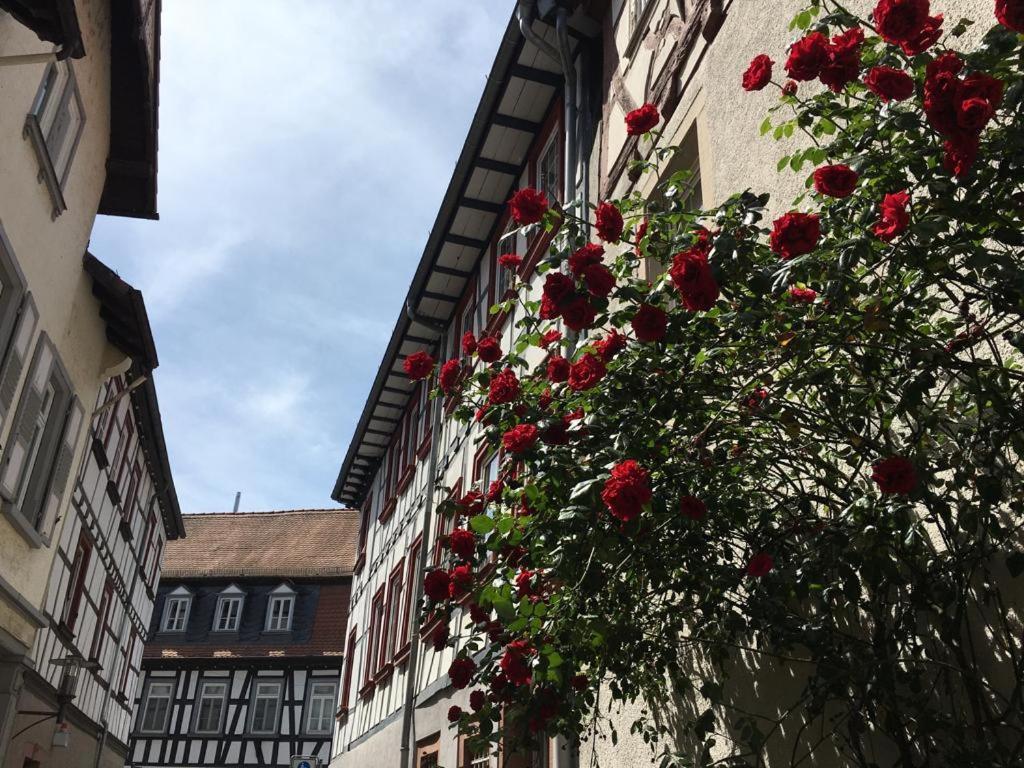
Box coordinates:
[90,1,511,513]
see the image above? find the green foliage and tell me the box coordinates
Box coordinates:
[433,4,1024,766]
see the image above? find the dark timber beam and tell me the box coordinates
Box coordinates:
[460,198,504,215]
[444,233,488,249]
[492,113,541,133]
[509,63,562,87]
[475,156,520,176]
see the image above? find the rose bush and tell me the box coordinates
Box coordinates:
[414,2,1024,765]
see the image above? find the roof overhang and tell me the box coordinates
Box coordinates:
[98,0,161,220]
[0,0,84,59]
[84,253,184,539]
[331,7,593,506]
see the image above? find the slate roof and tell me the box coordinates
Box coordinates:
[161,509,360,579]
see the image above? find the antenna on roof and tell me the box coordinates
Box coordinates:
[232,491,241,513]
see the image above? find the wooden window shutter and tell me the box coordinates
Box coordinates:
[37,395,83,544]
[0,336,54,502]
[0,294,38,429]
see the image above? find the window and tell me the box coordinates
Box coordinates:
[0,334,82,545]
[138,680,174,734]
[475,259,492,337]
[24,60,86,217]
[385,560,405,660]
[402,536,422,652]
[479,453,500,518]
[416,383,429,442]
[646,126,703,279]
[118,628,137,694]
[493,232,514,300]
[466,744,496,768]
[160,588,192,633]
[214,587,244,632]
[89,579,113,661]
[266,586,295,632]
[0,225,33,432]
[366,587,385,681]
[193,680,228,735]
[340,625,357,713]
[537,132,561,204]
[60,531,92,632]
[417,734,440,768]
[304,680,338,735]
[248,679,283,735]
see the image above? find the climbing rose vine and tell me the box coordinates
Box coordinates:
[412,2,1024,765]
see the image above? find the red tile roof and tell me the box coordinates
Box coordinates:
[162,508,360,579]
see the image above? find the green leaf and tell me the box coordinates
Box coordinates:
[470,514,495,535]
[760,116,773,136]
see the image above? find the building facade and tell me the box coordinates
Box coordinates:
[0,1,166,767]
[128,509,360,768]
[327,1,996,767]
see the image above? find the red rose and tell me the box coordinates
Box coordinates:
[746,552,774,578]
[469,689,486,712]
[487,478,504,502]
[634,217,648,257]
[581,263,615,297]
[498,253,522,271]
[997,0,1024,32]
[468,603,490,624]
[500,640,534,686]
[594,202,624,243]
[864,66,915,101]
[788,286,817,304]
[872,191,911,241]
[537,388,553,410]
[502,424,539,454]
[541,420,569,446]
[458,490,484,517]
[515,569,537,598]
[679,495,707,521]
[631,303,667,342]
[670,247,720,312]
[439,359,462,394]
[448,657,476,689]
[624,102,660,135]
[539,329,562,349]
[943,135,979,177]
[819,27,864,92]
[871,455,918,494]
[542,272,575,304]
[601,460,652,523]
[403,350,434,380]
[547,355,570,383]
[560,296,597,332]
[923,52,965,136]
[476,336,502,363]
[568,353,606,391]
[461,331,477,356]
[508,188,549,225]
[449,528,476,559]
[571,674,589,692]
[424,569,450,602]
[430,621,449,651]
[488,368,520,405]
[447,705,463,722]
[448,563,473,598]
[955,72,1003,133]
[784,32,828,81]
[813,164,859,198]
[745,387,768,412]
[594,329,627,361]
[568,243,604,275]
[873,0,930,45]
[782,79,798,96]
[900,13,942,55]
[742,54,774,91]
[770,212,820,260]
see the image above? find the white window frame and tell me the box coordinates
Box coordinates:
[247,679,283,735]
[160,591,192,633]
[304,680,338,736]
[265,585,296,632]
[138,679,174,734]
[192,679,228,736]
[212,584,245,632]
[537,131,561,205]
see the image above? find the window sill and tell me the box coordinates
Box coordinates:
[416,432,432,461]
[374,662,394,685]
[118,517,132,542]
[208,630,240,640]
[358,681,376,700]
[260,630,294,640]
[335,705,349,724]
[90,436,109,470]
[394,642,411,667]
[354,551,366,576]
[397,466,414,495]
[106,479,121,506]
[419,611,444,641]
[0,504,44,548]
[23,113,67,220]
[378,497,397,524]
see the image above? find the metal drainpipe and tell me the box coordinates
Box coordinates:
[398,354,445,768]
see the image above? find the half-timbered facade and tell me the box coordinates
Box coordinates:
[0,1,166,764]
[129,509,359,768]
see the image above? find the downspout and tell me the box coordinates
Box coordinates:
[398,340,445,768]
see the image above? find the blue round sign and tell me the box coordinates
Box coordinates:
[297,762,311,768]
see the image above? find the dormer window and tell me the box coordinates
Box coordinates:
[213,585,245,632]
[265,584,295,632]
[161,587,192,633]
